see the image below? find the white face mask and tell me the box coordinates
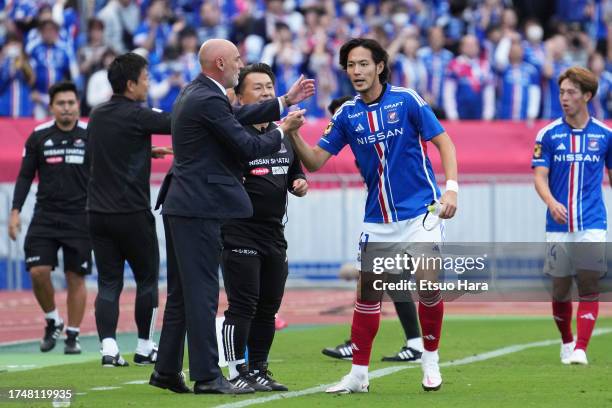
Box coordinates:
[392,13,409,26]
[526,25,543,42]
[342,1,360,18]
[5,45,21,58]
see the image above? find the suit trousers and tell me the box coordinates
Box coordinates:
[155,214,223,381]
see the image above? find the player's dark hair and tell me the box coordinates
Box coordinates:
[49,81,78,104]
[328,95,353,115]
[558,66,598,102]
[234,63,276,95]
[339,38,389,84]
[107,52,148,95]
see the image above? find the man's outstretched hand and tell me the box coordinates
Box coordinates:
[284,75,315,106]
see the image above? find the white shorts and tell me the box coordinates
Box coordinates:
[356,215,444,274]
[544,230,607,277]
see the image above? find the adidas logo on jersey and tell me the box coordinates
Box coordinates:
[556,143,566,150]
[355,123,365,133]
[580,313,596,321]
[44,139,54,147]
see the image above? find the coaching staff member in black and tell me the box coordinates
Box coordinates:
[9,81,89,355]
[220,63,308,392]
[87,52,172,367]
[149,39,313,395]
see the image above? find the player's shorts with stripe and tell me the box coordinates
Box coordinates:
[24,235,92,275]
[544,229,607,277]
[356,215,444,274]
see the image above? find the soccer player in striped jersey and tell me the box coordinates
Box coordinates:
[287,38,458,394]
[532,66,612,366]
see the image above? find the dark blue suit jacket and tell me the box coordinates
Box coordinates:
[161,74,283,219]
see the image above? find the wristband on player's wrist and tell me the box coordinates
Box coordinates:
[445,180,459,193]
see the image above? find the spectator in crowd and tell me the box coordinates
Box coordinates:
[0,33,35,117]
[229,0,266,46]
[522,19,546,74]
[588,51,611,119]
[499,7,519,37]
[78,18,108,83]
[297,1,327,55]
[389,27,428,96]
[444,34,495,120]
[436,0,469,54]
[306,27,336,117]
[494,34,541,121]
[133,0,172,66]
[25,4,72,55]
[8,0,38,34]
[565,22,593,67]
[263,0,303,40]
[197,1,229,44]
[177,27,199,82]
[586,0,609,54]
[418,26,454,118]
[150,46,185,112]
[29,19,79,118]
[86,48,116,109]
[542,34,571,119]
[51,0,79,49]
[261,22,302,70]
[98,0,139,54]
[474,0,504,41]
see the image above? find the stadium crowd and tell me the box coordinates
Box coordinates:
[0,0,611,120]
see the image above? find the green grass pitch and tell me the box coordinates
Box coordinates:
[1,317,611,407]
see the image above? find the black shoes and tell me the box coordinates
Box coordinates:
[101,353,129,367]
[381,346,423,362]
[230,363,269,392]
[321,339,353,360]
[194,376,254,395]
[149,370,192,393]
[249,361,288,391]
[63,330,81,354]
[40,319,64,352]
[134,346,158,365]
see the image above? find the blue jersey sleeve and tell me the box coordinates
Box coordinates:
[406,92,444,141]
[532,130,551,168]
[317,113,348,155]
[606,135,612,169]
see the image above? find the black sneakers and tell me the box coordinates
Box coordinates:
[64,330,81,354]
[228,364,260,392]
[249,362,288,392]
[134,346,158,365]
[381,346,422,362]
[40,319,64,352]
[321,339,353,360]
[101,353,129,367]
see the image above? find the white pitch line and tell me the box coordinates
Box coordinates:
[214,327,612,408]
[90,386,121,391]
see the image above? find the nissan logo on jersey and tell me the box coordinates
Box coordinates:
[553,154,601,162]
[251,167,270,176]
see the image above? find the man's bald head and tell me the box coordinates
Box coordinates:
[199,39,244,89]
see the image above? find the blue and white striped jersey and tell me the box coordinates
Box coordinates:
[318,84,444,223]
[532,117,612,232]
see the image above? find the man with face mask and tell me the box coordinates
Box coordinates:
[0,34,35,117]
